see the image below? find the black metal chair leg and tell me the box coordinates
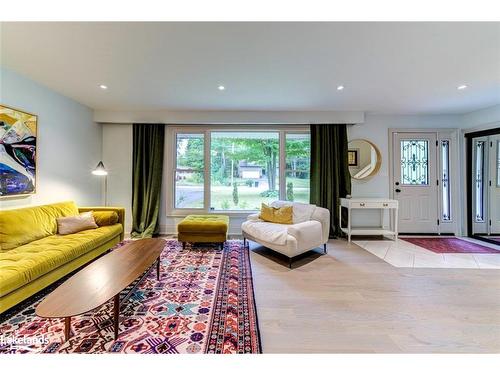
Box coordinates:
[323,243,327,254]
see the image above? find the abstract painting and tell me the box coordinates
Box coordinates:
[0,105,37,197]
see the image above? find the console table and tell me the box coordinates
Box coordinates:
[339,198,399,242]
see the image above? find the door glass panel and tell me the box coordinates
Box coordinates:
[441,140,451,221]
[400,140,429,185]
[475,140,485,222]
[497,140,500,187]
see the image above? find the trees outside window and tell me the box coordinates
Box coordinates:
[210,132,279,210]
[172,129,310,211]
[175,133,204,208]
[285,133,311,204]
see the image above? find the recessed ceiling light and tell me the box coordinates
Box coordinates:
[337,85,345,91]
[99,84,108,90]
[457,84,468,90]
[218,85,225,91]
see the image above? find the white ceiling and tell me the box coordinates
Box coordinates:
[1,22,499,114]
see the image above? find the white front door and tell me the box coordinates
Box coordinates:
[489,135,500,234]
[393,132,438,233]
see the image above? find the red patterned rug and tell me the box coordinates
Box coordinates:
[403,237,500,254]
[0,240,261,354]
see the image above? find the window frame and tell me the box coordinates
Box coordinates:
[166,125,310,217]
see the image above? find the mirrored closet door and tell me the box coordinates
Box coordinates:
[469,130,500,245]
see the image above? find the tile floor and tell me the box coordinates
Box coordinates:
[353,236,500,269]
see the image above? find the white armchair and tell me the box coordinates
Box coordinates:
[241,201,330,268]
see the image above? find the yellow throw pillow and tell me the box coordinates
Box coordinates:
[93,211,119,227]
[57,211,98,235]
[259,203,293,224]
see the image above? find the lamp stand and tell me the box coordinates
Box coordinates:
[104,175,108,207]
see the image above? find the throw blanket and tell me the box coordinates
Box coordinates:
[241,220,289,245]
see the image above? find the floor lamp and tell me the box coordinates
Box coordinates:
[92,161,108,206]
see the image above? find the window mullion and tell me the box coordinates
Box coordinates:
[204,130,211,212]
[279,130,286,201]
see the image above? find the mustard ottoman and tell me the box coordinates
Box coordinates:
[177,215,229,249]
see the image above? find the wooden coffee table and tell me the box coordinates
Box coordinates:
[36,238,165,341]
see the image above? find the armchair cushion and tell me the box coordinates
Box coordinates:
[270,200,316,223]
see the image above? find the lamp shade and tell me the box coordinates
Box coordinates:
[92,161,108,176]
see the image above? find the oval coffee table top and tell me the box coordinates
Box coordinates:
[36,238,165,318]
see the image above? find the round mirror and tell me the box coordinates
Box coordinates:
[347,139,382,180]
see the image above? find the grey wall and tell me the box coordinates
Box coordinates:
[102,123,133,232]
[348,113,463,199]
[0,68,103,209]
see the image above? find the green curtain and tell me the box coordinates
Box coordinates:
[131,124,165,238]
[310,124,351,238]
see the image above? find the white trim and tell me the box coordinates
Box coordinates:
[95,110,364,125]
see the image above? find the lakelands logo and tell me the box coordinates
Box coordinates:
[0,335,49,352]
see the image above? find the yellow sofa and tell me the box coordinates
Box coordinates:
[0,201,125,314]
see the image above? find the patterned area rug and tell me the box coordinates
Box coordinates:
[403,237,500,254]
[0,240,261,354]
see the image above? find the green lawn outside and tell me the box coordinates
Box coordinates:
[175,177,310,210]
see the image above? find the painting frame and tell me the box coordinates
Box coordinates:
[348,149,359,167]
[0,104,38,198]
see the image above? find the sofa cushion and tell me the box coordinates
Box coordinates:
[57,211,98,234]
[0,224,122,297]
[93,210,119,227]
[0,201,79,251]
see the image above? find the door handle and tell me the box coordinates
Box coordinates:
[395,189,401,193]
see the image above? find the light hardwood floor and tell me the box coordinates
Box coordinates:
[248,239,500,353]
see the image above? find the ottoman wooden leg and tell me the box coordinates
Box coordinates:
[182,242,186,250]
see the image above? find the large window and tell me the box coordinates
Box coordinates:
[172,128,310,212]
